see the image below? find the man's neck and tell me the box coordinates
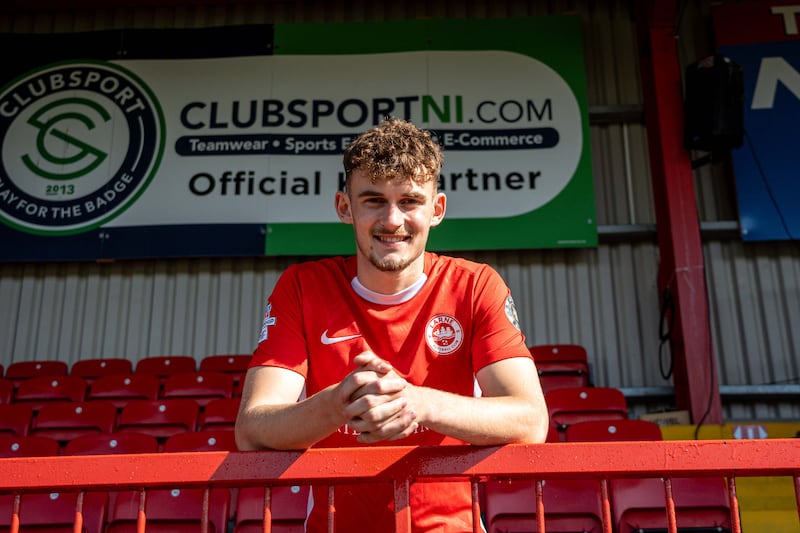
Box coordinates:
[355,254,426,295]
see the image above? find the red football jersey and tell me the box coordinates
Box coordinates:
[250,252,530,532]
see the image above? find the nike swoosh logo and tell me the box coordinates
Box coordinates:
[320,330,362,345]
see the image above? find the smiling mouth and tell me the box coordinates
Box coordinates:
[375,234,411,244]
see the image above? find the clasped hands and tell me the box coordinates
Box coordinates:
[336,351,421,443]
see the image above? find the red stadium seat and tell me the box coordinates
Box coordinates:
[0,434,60,458]
[135,355,197,382]
[107,487,230,533]
[565,418,732,533]
[63,432,159,456]
[164,430,237,453]
[86,373,160,409]
[116,399,199,441]
[483,478,606,533]
[546,387,628,439]
[612,476,732,533]
[198,397,241,432]
[12,375,87,411]
[529,344,591,393]
[565,419,663,442]
[0,378,13,404]
[199,354,250,386]
[71,358,133,384]
[234,485,310,533]
[0,411,111,533]
[61,432,160,531]
[5,360,68,388]
[30,401,118,443]
[0,404,34,436]
[0,491,107,533]
[162,371,234,407]
[484,421,664,533]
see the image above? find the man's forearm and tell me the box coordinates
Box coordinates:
[415,386,548,445]
[235,386,344,450]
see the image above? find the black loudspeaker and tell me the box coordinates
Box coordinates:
[683,55,744,152]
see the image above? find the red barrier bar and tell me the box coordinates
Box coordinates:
[393,478,411,533]
[73,491,84,533]
[327,485,334,533]
[599,479,612,533]
[201,487,210,533]
[470,480,480,533]
[263,485,272,533]
[10,493,20,533]
[728,477,742,533]
[795,475,800,527]
[136,488,146,533]
[664,478,677,533]
[2,441,796,491]
[535,479,545,533]
[1,441,798,533]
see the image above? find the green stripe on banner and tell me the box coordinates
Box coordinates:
[265,222,355,256]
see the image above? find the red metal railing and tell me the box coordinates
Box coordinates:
[1,439,799,533]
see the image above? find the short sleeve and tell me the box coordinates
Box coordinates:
[469,265,531,372]
[249,265,309,376]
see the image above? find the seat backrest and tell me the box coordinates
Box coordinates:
[134,355,197,381]
[116,399,199,440]
[595,421,729,532]
[30,400,118,442]
[107,487,230,533]
[198,397,241,431]
[483,478,605,533]
[530,344,591,393]
[612,477,732,533]
[5,360,69,383]
[546,386,628,433]
[234,485,310,533]
[86,373,160,408]
[199,354,250,376]
[0,378,12,404]
[163,430,237,452]
[0,491,107,533]
[13,375,87,411]
[63,432,159,456]
[529,344,590,370]
[0,434,60,458]
[565,419,663,442]
[162,371,234,406]
[71,358,133,383]
[0,403,34,436]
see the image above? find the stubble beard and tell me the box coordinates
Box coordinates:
[369,254,414,272]
[358,234,420,273]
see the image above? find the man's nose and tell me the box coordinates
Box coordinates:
[382,203,404,229]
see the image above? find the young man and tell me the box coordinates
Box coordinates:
[236,118,548,532]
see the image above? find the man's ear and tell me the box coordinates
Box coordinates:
[430,192,447,227]
[335,190,353,224]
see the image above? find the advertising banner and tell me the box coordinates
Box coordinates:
[712,1,800,241]
[0,17,596,261]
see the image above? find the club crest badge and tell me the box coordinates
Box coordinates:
[425,314,464,355]
[505,295,521,331]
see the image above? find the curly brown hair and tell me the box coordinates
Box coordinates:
[342,118,443,190]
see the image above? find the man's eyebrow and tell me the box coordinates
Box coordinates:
[356,189,386,198]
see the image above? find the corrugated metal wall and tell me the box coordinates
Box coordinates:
[1,0,798,421]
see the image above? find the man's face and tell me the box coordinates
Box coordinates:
[336,168,446,274]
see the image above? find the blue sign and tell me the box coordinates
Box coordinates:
[721,41,800,241]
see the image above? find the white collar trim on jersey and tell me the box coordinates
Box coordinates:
[351,274,428,305]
